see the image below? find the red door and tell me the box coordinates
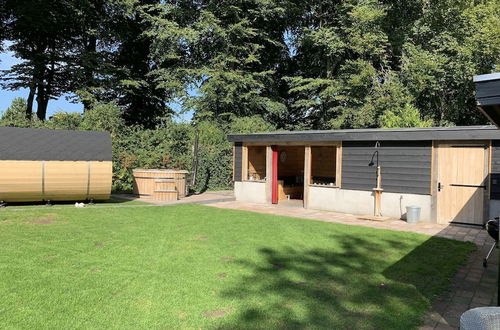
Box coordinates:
[271,146,278,204]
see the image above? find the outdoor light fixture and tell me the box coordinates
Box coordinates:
[368,141,380,167]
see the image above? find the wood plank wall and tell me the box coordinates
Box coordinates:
[234,142,243,182]
[44,161,89,200]
[0,161,43,201]
[247,146,266,180]
[490,140,500,200]
[342,141,432,195]
[311,146,336,179]
[90,162,113,200]
[132,170,187,198]
[0,160,112,202]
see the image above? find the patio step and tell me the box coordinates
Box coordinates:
[153,189,178,201]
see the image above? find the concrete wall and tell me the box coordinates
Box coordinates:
[234,181,267,204]
[307,186,433,221]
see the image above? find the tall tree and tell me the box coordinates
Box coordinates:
[1,0,78,120]
[68,0,109,112]
[287,0,390,129]
[113,0,171,128]
[146,0,290,125]
[2,0,499,129]
[285,0,500,129]
[401,0,500,125]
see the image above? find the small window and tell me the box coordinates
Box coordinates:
[310,146,337,186]
[247,146,266,181]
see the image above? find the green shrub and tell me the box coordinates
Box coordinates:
[0,98,39,127]
[111,125,194,193]
[228,115,276,134]
[81,101,125,135]
[46,112,83,130]
[191,121,232,192]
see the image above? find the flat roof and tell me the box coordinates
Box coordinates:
[473,72,500,83]
[474,72,500,127]
[228,125,500,143]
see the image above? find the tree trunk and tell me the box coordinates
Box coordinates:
[29,49,46,120]
[36,98,49,120]
[36,82,47,120]
[26,85,35,120]
[37,51,56,120]
[83,36,97,112]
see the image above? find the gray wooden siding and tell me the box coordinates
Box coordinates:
[491,141,500,200]
[475,79,500,99]
[234,142,243,182]
[342,141,432,195]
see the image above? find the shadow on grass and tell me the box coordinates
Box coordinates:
[218,233,475,329]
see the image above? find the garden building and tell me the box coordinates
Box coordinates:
[0,127,112,203]
[229,126,500,225]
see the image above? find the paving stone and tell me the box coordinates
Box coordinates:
[434,322,455,330]
[451,296,472,305]
[455,290,474,298]
[442,313,460,327]
[447,303,470,315]
[455,279,479,290]
[432,302,450,314]
[472,296,492,305]
[422,314,439,328]
[419,326,435,330]
[475,290,494,299]
[466,275,482,282]
[469,270,484,277]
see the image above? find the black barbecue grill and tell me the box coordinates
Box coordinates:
[483,218,499,268]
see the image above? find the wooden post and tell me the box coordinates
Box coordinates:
[191,132,199,187]
[271,146,278,204]
[373,166,383,217]
[265,146,273,203]
[303,146,311,209]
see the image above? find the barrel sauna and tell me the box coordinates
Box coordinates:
[132,169,188,201]
[0,127,112,202]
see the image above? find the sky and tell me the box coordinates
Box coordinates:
[0,47,192,121]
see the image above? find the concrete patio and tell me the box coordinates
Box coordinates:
[118,191,498,329]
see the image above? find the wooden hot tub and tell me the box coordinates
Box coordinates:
[132,169,188,201]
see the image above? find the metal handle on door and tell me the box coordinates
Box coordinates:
[438,182,443,191]
[449,184,487,189]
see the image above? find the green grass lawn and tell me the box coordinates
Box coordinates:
[0,204,474,329]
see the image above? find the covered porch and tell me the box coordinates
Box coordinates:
[234,143,342,208]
